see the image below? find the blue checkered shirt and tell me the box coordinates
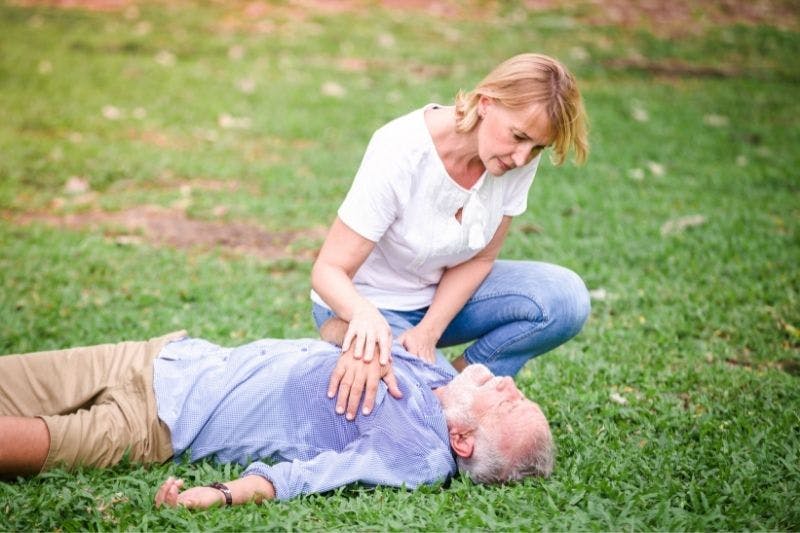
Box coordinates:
[153,337,457,500]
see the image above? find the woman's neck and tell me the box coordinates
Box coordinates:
[425,106,485,189]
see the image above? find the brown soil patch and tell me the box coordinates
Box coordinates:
[9,206,327,262]
[602,57,742,79]
[12,0,133,10]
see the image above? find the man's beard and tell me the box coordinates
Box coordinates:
[441,364,491,427]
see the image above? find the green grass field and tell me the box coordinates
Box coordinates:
[1,0,798,530]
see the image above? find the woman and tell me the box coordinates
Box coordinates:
[311,53,591,418]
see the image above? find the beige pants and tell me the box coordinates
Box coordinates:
[0,331,186,472]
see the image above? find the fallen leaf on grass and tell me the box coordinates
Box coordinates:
[660,214,707,236]
[631,105,649,122]
[589,288,608,301]
[228,45,245,60]
[703,114,729,127]
[64,176,90,194]
[134,20,151,36]
[646,160,665,176]
[569,46,589,61]
[236,78,257,93]
[610,392,628,405]
[321,81,346,97]
[218,113,251,129]
[154,50,176,67]
[628,168,645,180]
[780,320,800,340]
[102,105,123,120]
[377,32,396,48]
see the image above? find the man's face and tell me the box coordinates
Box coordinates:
[442,364,547,462]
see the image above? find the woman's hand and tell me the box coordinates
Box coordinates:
[154,477,224,509]
[397,324,440,364]
[342,301,393,365]
[328,342,402,420]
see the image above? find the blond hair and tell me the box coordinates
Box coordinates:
[454,53,588,165]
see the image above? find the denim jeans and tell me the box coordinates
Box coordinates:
[312,260,591,377]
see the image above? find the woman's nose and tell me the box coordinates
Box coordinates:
[513,140,536,166]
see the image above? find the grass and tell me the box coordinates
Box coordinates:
[1,0,799,530]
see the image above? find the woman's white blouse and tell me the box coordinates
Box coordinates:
[311,104,539,311]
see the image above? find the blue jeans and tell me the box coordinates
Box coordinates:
[312,260,591,377]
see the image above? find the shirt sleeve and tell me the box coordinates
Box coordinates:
[337,128,408,242]
[241,426,455,500]
[502,154,540,216]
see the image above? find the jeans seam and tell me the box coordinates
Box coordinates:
[464,317,548,365]
[463,290,549,323]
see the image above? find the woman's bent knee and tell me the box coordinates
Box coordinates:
[507,261,590,338]
[558,266,591,337]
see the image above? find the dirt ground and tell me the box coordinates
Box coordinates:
[9,205,328,261]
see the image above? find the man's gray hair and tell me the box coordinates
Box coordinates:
[457,422,555,484]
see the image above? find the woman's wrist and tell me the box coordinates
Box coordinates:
[416,317,445,342]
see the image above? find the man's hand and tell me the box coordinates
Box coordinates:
[154,475,275,509]
[154,477,224,509]
[397,324,440,364]
[328,344,402,420]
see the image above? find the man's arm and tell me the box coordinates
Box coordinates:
[154,475,275,509]
[237,426,455,501]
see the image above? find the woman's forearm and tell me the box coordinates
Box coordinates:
[311,260,370,322]
[417,257,494,338]
[311,217,378,321]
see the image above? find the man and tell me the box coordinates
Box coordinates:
[0,327,553,509]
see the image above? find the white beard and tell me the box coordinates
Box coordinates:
[441,364,493,427]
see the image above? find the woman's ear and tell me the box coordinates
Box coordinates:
[478,95,493,119]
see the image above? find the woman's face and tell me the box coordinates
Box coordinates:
[476,96,553,176]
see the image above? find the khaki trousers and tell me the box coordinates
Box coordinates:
[0,331,186,472]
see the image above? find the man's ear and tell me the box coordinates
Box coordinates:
[449,429,475,459]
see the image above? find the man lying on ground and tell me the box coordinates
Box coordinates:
[0,326,553,508]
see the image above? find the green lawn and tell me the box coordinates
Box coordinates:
[1,0,798,530]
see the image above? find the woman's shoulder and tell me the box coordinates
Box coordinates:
[371,104,435,145]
